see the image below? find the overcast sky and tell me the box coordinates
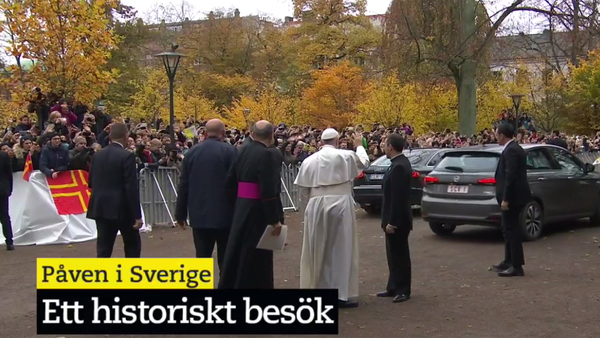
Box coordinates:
[121,0,536,29]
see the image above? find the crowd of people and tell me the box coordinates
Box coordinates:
[2,87,600,177]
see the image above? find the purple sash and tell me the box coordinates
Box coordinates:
[238,182,261,200]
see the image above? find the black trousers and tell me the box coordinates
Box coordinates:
[96,219,141,258]
[0,195,13,245]
[501,206,525,267]
[385,229,411,296]
[192,228,229,271]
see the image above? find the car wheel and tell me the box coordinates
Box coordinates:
[429,222,456,236]
[363,206,381,216]
[520,201,543,241]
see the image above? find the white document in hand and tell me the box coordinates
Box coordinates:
[256,225,288,251]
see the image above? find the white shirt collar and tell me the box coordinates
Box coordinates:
[390,153,403,160]
[502,139,513,152]
[112,141,124,148]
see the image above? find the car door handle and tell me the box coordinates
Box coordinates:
[537,177,546,181]
[567,177,574,179]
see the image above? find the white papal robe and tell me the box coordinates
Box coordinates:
[294,144,370,301]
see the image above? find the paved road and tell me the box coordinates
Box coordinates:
[1,211,599,337]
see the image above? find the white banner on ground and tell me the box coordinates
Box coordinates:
[0,171,147,246]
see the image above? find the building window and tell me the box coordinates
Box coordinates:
[166,25,182,31]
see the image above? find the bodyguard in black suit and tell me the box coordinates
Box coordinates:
[176,119,236,271]
[377,134,413,303]
[0,151,14,251]
[87,123,143,258]
[493,123,532,277]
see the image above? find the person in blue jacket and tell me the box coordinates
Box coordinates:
[39,133,70,179]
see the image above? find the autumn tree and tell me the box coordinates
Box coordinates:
[3,0,122,104]
[225,85,299,128]
[0,0,31,98]
[181,9,264,76]
[104,5,154,114]
[300,61,368,127]
[356,75,407,127]
[288,0,381,74]
[128,66,219,122]
[143,0,198,24]
[564,50,600,134]
[383,0,584,135]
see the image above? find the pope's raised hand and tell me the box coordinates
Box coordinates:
[352,133,363,147]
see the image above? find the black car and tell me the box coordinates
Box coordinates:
[353,148,452,215]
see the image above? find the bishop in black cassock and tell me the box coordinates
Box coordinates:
[218,121,283,289]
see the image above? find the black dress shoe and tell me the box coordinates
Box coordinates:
[376,290,395,297]
[491,263,510,272]
[338,300,359,308]
[392,294,410,303]
[498,267,524,277]
[6,244,14,251]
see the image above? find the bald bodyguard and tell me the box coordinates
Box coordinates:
[176,118,237,273]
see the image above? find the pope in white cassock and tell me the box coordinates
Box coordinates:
[294,128,370,308]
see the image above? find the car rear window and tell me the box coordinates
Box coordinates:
[436,152,500,172]
[372,156,390,166]
[371,150,433,166]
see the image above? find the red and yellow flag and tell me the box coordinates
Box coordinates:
[22,153,33,181]
[46,170,91,215]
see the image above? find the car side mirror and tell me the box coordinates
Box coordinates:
[584,163,595,174]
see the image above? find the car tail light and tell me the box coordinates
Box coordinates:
[356,172,365,179]
[412,171,420,178]
[477,178,496,185]
[424,176,439,184]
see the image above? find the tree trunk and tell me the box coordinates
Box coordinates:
[571,0,580,66]
[457,58,477,135]
[456,0,477,136]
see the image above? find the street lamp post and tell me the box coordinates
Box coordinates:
[510,94,524,132]
[155,44,184,142]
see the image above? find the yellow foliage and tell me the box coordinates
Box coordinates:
[356,77,457,133]
[477,72,533,131]
[0,97,25,122]
[2,0,121,104]
[199,73,257,109]
[301,61,368,128]
[357,75,407,127]
[128,67,219,124]
[224,87,296,128]
[403,83,457,134]
[565,50,600,134]
[174,89,220,123]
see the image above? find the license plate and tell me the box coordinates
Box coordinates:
[447,185,468,193]
[370,174,384,180]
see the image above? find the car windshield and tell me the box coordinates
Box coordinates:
[371,150,433,166]
[436,152,500,172]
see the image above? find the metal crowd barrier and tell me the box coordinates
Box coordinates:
[136,152,600,226]
[137,164,303,227]
[575,151,600,171]
[280,163,300,211]
[139,167,180,227]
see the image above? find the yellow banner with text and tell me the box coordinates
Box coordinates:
[36,258,214,289]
